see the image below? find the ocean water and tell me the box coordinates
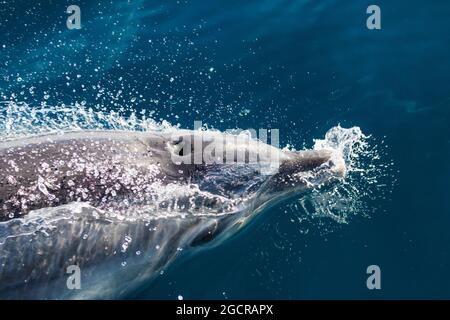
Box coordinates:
[0,0,449,299]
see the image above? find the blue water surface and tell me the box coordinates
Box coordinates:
[1,0,449,299]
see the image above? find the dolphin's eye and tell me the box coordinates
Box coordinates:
[178,148,184,156]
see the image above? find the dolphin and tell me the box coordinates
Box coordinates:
[0,129,346,299]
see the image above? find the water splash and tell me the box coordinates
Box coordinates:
[0,100,176,141]
[287,125,395,231]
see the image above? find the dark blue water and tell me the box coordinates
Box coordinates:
[1,0,449,299]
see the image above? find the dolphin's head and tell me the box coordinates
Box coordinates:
[163,131,347,247]
[163,130,346,208]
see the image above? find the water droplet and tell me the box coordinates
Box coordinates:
[6,175,17,185]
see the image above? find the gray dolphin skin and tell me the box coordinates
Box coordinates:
[0,130,345,299]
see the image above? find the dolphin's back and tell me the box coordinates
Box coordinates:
[0,131,171,221]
